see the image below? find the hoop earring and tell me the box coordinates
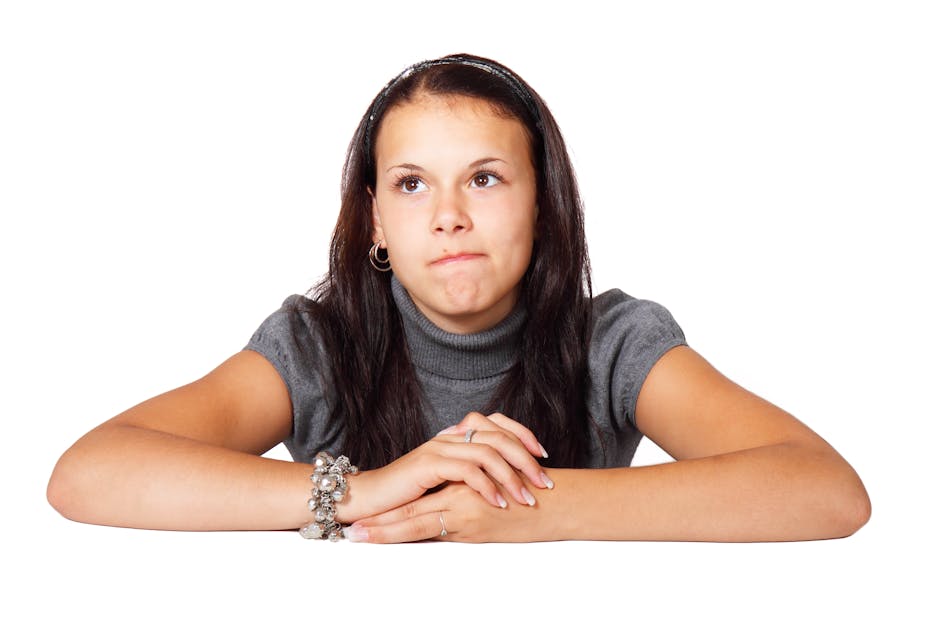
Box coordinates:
[369,241,392,272]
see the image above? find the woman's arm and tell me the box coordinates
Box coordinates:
[47,351,550,531]
[615,344,871,541]
[47,350,314,530]
[348,346,871,542]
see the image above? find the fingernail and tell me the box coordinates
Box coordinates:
[436,425,458,435]
[497,494,508,508]
[522,487,536,507]
[540,472,554,489]
[344,525,369,542]
[539,444,549,459]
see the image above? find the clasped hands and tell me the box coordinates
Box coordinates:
[341,411,555,543]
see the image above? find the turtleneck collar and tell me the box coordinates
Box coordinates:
[390,274,526,381]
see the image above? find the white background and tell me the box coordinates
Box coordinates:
[2,1,937,624]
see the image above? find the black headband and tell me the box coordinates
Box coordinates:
[362,55,543,161]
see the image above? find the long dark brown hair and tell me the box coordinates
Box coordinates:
[299,53,593,469]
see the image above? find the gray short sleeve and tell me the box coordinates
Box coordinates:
[243,289,684,467]
[242,295,342,463]
[589,289,687,432]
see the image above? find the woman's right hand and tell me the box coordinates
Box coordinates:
[338,412,553,522]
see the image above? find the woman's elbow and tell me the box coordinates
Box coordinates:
[820,461,872,539]
[48,456,74,519]
[834,479,872,538]
[47,448,92,523]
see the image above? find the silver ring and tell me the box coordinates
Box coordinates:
[438,511,447,537]
[464,429,476,444]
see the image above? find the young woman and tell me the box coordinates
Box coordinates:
[47,53,870,543]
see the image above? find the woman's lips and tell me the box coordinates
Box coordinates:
[431,253,484,265]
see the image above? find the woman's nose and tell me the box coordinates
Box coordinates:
[431,189,472,233]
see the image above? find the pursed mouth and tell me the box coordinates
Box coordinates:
[431,253,484,265]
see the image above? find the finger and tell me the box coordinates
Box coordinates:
[429,443,536,505]
[354,489,451,527]
[354,499,421,527]
[402,454,507,508]
[484,412,550,460]
[441,430,551,491]
[431,456,519,507]
[346,511,451,544]
[454,411,548,460]
[441,415,543,460]
[348,492,456,544]
[434,416,551,497]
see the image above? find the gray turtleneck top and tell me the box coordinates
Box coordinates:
[244,275,686,468]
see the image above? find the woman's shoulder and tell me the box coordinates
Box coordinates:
[272,293,320,317]
[243,293,328,372]
[588,287,687,383]
[591,287,685,342]
[252,293,322,335]
[587,287,688,431]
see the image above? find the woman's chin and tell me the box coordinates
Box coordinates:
[441,278,484,307]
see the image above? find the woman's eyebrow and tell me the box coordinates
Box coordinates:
[385,157,508,174]
[468,157,507,169]
[386,162,424,173]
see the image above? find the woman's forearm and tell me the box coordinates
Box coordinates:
[46,422,511,533]
[47,423,320,531]
[537,441,870,542]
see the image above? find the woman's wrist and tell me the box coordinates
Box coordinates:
[332,468,380,524]
[299,453,359,540]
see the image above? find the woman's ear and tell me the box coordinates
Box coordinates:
[369,188,385,244]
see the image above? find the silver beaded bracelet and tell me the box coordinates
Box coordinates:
[299,451,359,541]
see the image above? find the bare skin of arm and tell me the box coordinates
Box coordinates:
[351,346,871,542]
[47,350,549,531]
[48,351,317,530]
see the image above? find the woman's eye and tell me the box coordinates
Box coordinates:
[471,173,499,188]
[398,177,427,193]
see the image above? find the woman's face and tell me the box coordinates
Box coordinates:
[371,93,538,334]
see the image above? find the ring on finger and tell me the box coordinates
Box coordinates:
[439,511,447,537]
[464,429,476,444]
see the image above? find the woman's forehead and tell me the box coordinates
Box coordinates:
[374,94,532,166]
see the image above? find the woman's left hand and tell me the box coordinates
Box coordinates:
[345,478,552,543]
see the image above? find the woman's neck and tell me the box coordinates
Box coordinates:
[390,274,526,380]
